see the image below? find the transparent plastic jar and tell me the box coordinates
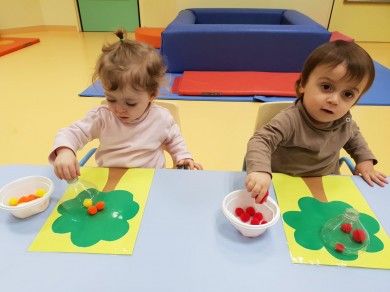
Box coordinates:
[62,178,100,211]
[320,208,370,255]
[66,178,99,199]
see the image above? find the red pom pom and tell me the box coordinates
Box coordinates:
[246,207,255,216]
[260,220,268,225]
[96,201,105,211]
[235,207,244,216]
[87,206,97,215]
[352,229,366,243]
[259,191,269,204]
[335,243,345,252]
[341,223,353,233]
[250,218,261,225]
[240,212,250,223]
[254,212,263,221]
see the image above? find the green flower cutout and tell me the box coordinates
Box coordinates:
[52,189,139,247]
[283,197,383,261]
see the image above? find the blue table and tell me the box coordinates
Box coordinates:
[0,165,389,292]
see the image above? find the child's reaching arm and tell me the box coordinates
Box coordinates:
[164,116,202,170]
[49,107,102,179]
[344,120,388,187]
[245,116,287,203]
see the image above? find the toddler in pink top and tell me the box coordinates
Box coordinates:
[49,28,202,180]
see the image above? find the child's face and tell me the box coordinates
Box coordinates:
[299,63,368,126]
[104,87,155,124]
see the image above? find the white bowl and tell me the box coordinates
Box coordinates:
[0,176,54,218]
[222,189,280,237]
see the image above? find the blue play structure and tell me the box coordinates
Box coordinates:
[161,8,331,73]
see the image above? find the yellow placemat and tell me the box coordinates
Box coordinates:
[29,167,154,255]
[273,174,390,269]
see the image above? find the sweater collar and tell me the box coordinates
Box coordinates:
[295,98,352,131]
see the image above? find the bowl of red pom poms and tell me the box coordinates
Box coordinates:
[222,189,280,237]
[0,176,54,218]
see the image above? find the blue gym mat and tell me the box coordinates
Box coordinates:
[79,61,390,105]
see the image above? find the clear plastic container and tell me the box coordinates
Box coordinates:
[320,208,370,255]
[66,178,99,200]
[61,178,100,213]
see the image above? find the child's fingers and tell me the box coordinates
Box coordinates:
[64,166,75,181]
[194,163,203,170]
[245,179,255,193]
[377,172,389,184]
[371,174,387,187]
[251,184,262,200]
[187,160,195,170]
[361,172,388,187]
[254,190,267,204]
[75,161,81,176]
[362,174,374,187]
[54,167,62,180]
[258,191,269,204]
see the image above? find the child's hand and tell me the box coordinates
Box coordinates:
[54,147,80,180]
[245,172,271,203]
[354,160,388,187]
[177,159,203,170]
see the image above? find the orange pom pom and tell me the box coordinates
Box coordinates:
[18,196,28,204]
[26,194,38,202]
[96,201,105,211]
[87,206,97,215]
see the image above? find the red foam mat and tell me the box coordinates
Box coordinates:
[177,71,300,96]
[0,37,40,57]
[171,76,182,94]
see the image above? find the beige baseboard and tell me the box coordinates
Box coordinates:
[0,25,78,35]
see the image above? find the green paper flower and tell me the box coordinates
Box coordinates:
[52,189,139,247]
[283,197,383,261]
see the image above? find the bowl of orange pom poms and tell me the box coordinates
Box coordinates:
[0,176,54,218]
[222,189,280,237]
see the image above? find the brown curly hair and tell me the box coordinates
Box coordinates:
[93,28,166,96]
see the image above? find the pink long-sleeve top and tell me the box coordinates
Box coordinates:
[48,103,192,168]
